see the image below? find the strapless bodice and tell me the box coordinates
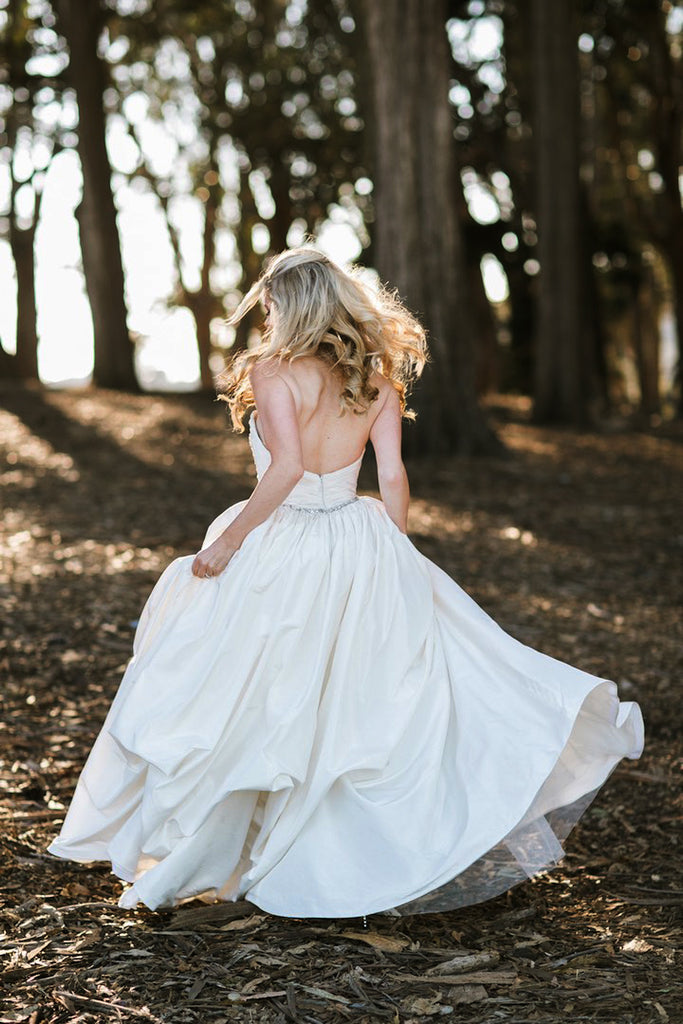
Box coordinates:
[248,411,364,510]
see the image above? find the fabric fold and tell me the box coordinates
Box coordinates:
[47,411,644,915]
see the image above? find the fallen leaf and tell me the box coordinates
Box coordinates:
[341,930,410,951]
[220,913,267,930]
[402,993,443,1016]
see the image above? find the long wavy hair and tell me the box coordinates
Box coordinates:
[216,247,429,431]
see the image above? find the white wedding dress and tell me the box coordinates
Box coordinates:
[47,411,644,916]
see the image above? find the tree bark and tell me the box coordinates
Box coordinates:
[194,165,222,391]
[667,235,683,414]
[56,0,137,390]
[230,166,264,355]
[186,291,218,392]
[531,0,586,424]
[646,8,683,415]
[631,272,660,418]
[352,0,502,455]
[501,255,535,393]
[468,255,499,395]
[268,160,293,254]
[2,3,41,382]
[9,220,39,380]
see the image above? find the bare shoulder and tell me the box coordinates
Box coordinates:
[369,371,399,413]
[249,357,297,396]
[249,356,282,384]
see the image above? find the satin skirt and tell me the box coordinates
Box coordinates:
[47,495,644,915]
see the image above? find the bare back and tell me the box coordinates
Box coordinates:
[262,357,392,475]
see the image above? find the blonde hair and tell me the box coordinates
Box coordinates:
[216,246,429,431]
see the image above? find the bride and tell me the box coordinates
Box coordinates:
[47,246,644,916]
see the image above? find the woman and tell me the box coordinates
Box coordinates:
[47,247,644,917]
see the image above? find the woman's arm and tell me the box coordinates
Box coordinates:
[369,386,410,534]
[191,365,304,578]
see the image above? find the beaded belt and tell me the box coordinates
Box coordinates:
[281,496,359,515]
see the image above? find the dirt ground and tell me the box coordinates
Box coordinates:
[0,383,681,1024]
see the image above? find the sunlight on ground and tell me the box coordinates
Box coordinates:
[0,411,79,481]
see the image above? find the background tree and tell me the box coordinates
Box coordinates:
[0,0,63,381]
[103,0,366,389]
[531,0,586,424]
[595,0,682,413]
[2,0,680,432]
[54,0,137,389]
[352,0,503,455]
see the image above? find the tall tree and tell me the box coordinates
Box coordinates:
[531,0,588,424]
[7,106,43,381]
[55,0,137,389]
[0,0,63,381]
[3,26,40,380]
[352,0,502,455]
[615,2,683,413]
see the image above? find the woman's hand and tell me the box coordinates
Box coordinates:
[191,534,239,580]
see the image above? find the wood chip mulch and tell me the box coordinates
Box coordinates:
[1,384,681,1024]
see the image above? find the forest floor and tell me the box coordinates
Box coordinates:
[0,383,681,1024]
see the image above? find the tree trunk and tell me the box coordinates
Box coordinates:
[661,230,683,416]
[231,167,264,355]
[185,293,215,392]
[579,186,609,417]
[352,0,502,455]
[502,256,535,393]
[531,0,586,424]
[647,6,683,416]
[4,50,40,383]
[631,273,660,418]
[468,256,499,395]
[268,160,293,253]
[9,220,39,379]
[499,0,536,396]
[196,310,213,392]
[0,343,20,378]
[56,0,137,390]
[195,172,221,391]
